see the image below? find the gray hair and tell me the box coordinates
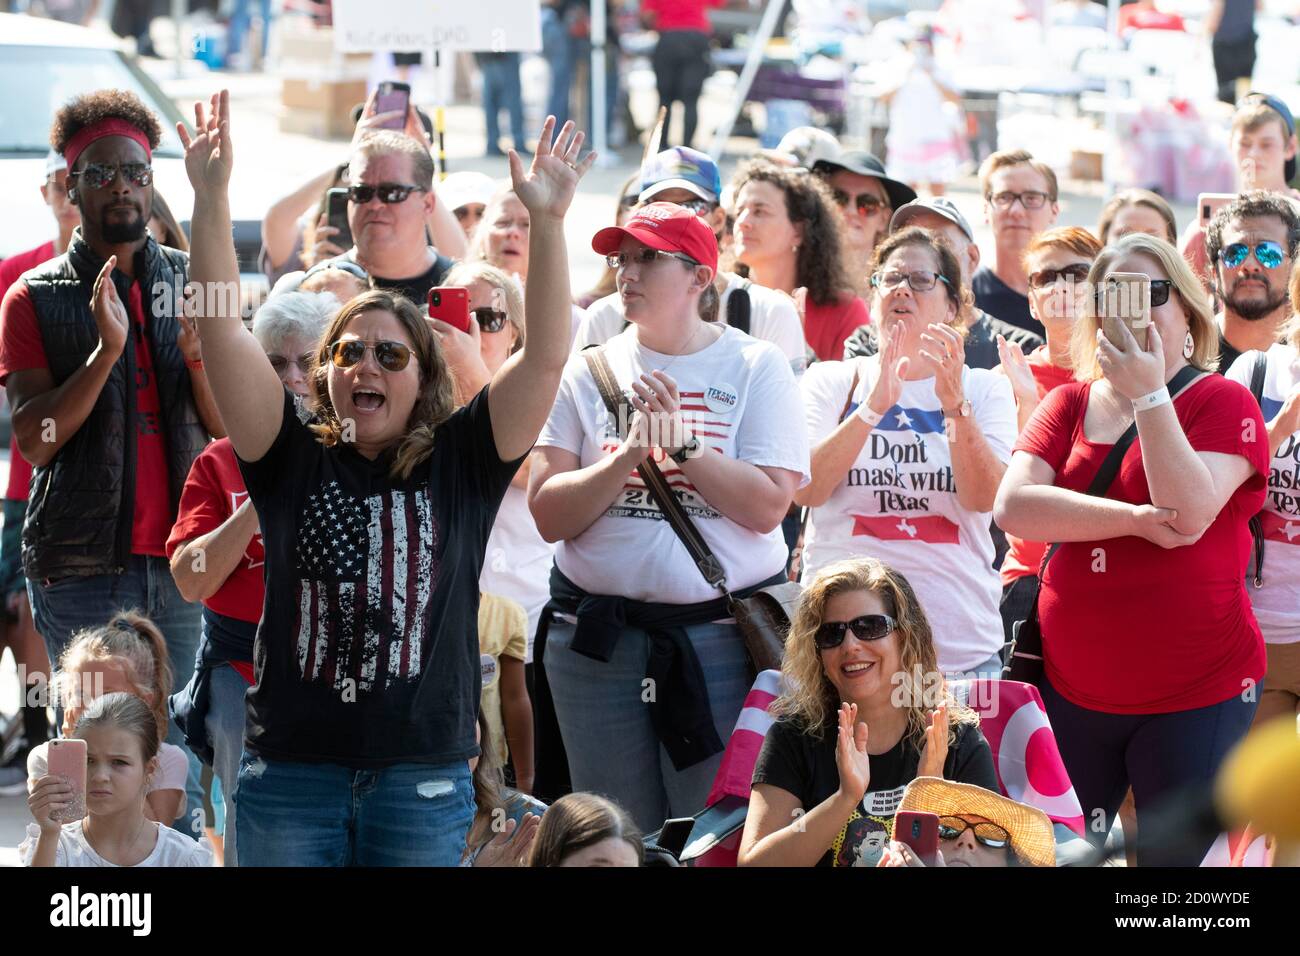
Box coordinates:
[252,291,339,354]
[442,260,526,351]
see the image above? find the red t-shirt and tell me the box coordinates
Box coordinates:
[166,438,265,625]
[804,295,869,363]
[1000,346,1077,586]
[1117,8,1186,33]
[0,241,56,295]
[1015,374,1268,714]
[643,0,722,32]
[0,277,172,557]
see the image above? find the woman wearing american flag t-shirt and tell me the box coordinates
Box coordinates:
[181,90,595,866]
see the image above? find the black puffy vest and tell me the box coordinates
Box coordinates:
[20,232,208,580]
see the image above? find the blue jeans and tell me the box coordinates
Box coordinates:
[545,619,750,834]
[479,53,527,153]
[235,755,475,866]
[207,663,248,867]
[228,0,272,60]
[541,6,575,128]
[1039,676,1257,866]
[28,554,204,836]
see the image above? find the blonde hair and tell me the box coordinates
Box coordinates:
[56,610,173,748]
[442,260,525,353]
[307,290,456,480]
[774,558,978,751]
[1070,232,1219,381]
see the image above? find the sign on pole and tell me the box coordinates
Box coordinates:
[330,0,542,53]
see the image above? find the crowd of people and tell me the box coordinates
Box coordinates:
[0,67,1297,870]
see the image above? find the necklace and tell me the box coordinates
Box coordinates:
[632,320,718,379]
[85,812,153,864]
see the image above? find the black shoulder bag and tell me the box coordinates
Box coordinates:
[583,346,800,674]
[1006,365,1200,684]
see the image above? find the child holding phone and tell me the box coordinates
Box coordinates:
[22,693,212,866]
[27,612,189,825]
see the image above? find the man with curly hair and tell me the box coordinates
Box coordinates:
[0,90,224,830]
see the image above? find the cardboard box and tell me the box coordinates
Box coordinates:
[1070,149,1104,182]
[277,26,371,81]
[279,75,367,140]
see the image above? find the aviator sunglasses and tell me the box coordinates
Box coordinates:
[328,339,413,372]
[1219,241,1287,270]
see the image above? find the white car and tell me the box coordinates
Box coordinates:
[0,13,262,276]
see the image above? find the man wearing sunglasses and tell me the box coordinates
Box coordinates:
[1205,191,1300,372]
[812,148,917,299]
[320,130,456,308]
[0,90,224,831]
[574,146,807,376]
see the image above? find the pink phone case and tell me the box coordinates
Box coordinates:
[46,738,87,824]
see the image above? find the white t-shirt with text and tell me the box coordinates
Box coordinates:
[538,324,810,604]
[800,357,1017,671]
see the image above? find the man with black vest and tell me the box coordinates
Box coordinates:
[0,90,223,824]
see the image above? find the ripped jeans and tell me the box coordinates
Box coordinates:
[234,753,474,866]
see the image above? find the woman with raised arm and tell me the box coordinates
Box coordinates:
[180,90,594,867]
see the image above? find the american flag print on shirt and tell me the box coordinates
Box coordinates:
[293,480,440,693]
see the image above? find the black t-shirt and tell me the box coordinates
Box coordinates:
[972,267,1041,337]
[236,386,520,767]
[751,715,997,867]
[369,251,456,309]
[1217,332,1243,377]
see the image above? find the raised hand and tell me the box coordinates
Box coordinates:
[473,812,541,867]
[90,256,128,359]
[834,702,871,804]
[919,322,966,411]
[996,333,1038,409]
[865,321,909,417]
[28,775,73,833]
[508,116,597,221]
[177,311,202,364]
[177,90,233,194]
[917,702,949,779]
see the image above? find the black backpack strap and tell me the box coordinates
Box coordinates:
[1247,351,1269,588]
[726,280,752,335]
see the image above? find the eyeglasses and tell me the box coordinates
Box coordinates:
[832,188,888,218]
[70,162,153,190]
[453,205,483,222]
[346,183,427,204]
[1028,263,1092,288]
[269,351,315,375]
[813,614,897,650]
[605,248,699,270]
[328,339,413,372]
[473,307,509,333]
[1220,240,1287,270]
[987,190,1053,210]
[870,270,952,293]
[938,816,1010,850]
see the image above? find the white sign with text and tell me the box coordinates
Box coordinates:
[330,0,543,53]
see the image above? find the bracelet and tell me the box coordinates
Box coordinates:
[856,403,884,426]
[1132,386,1170,412]
[185,357,204,371]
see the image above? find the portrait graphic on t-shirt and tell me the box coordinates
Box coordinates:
[830,785,905,867]
[292,479,440,694]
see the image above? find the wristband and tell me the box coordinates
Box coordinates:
[1132,386,1170,412]
[856,403,884,427]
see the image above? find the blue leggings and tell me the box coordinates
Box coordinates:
[1039,677,1257,867]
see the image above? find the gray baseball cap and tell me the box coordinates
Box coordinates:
[890,197,974,242]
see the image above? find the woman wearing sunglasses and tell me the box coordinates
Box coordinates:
[997,228,1101,644]
[738,558,995,867]
[181,90,594,866]
[797,228,1017,679]
[995,232,1269,866]
[877,777,1056,867]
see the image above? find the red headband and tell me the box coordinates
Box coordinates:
[64,118,152,173]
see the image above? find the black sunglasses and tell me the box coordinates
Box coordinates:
[71,162,153,190]
[814,614,897,650]
[347,183,427,204]
[938,816,1010,849]
[831,188,888,217]
[1093,278,1175,311]
[473,307,509,333]
[1028,263,1092,288]
[328,339,413,372]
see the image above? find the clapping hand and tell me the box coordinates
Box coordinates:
[917,702,949,779]
[996,333,1038,410]
[865,321,909,417]
[90,256,128,359]
[834,702,871,803]
[473,812,541,867]
[508,116,596,221]
[919,322,966,410]
[178,91,233,194]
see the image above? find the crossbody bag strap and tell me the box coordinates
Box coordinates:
[583,347,730,594]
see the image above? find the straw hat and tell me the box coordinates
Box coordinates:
[898,777,1057,868]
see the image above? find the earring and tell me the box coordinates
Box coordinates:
[1183,331,1195,359]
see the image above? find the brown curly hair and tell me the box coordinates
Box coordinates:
[729,160,853,307]
[306,290,457,480]
[50,89,162,164]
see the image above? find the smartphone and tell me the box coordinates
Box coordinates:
[428,286,472,334]
[1198,192,1235,231]
[1099,272,1151,350]
[326,187,354,251]
[894,810,939,866]
[46,738,87,825]
[374,81,411,130]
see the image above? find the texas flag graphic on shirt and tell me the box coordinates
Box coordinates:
[1259,510,1300,545]
[851,513,960,544]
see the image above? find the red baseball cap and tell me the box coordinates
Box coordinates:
[592,202,719,273]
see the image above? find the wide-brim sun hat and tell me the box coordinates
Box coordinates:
[898,776,1057,867]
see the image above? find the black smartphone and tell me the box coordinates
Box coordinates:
[326,187,354,251]
[374,81,411,130]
